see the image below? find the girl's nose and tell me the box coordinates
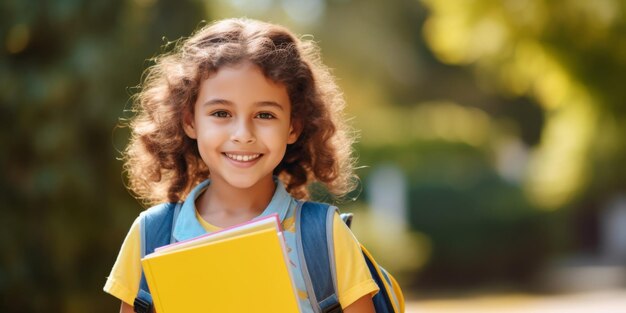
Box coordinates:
[230,119,256,144]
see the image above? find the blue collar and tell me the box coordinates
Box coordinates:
[172,179,293,241]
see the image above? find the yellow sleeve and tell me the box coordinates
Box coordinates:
[103,216,142,305]
[333,213,380,309]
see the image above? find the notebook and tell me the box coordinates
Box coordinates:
[141,214,301,313]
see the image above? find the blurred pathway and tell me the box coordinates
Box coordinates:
[405,289,626,313]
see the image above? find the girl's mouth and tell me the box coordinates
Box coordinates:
[224,153,262,162]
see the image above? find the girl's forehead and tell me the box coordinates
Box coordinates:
[197,61,290,108]
[207,62,284,86]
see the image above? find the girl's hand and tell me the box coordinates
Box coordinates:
[343,294,376,313]
[120,301,133,313]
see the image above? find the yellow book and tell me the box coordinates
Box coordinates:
[141,214,300,313]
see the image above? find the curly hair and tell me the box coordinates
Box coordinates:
[124,18,357,206]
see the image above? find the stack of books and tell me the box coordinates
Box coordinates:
[141,214,301,313]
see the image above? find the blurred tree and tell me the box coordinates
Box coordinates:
[0,0,206,312]
[421,0,626,210]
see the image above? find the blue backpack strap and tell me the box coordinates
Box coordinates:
[363,255,395,313]
[297,201,342,313]
[134,202,181,313]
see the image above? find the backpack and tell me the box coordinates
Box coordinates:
[133,201,405,313]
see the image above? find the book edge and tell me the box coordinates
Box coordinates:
[154,213,281,254]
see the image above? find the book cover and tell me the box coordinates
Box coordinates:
[141,215,300,313]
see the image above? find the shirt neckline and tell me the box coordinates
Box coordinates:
[172,178,293,241]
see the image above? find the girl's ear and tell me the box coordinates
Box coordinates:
[182,110,198,139]
[287,118,302,144]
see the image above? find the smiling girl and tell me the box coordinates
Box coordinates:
[104,18,378,313]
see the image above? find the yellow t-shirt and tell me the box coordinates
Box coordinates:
[104,210,378,309]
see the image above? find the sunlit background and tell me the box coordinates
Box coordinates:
[2,0,625,312]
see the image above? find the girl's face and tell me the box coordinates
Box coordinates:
[184,62,298,191]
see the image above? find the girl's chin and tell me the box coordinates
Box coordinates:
[215,175,275,190]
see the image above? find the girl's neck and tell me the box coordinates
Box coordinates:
[195,176,276,227]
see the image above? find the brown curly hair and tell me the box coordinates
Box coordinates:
[124,18,357,206]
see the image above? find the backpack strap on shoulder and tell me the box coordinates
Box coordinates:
[299,203,405,313]
[134,202,182,313]
[297,201,342,313]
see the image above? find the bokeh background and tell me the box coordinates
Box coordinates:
[2,0,625,312]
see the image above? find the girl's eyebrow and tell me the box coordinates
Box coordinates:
[202,98,232,107]
[202,99,285,111]
[256,101,285,111]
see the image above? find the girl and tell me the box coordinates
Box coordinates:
[104,18,379,313]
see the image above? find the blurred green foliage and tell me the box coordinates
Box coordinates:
[1,0,625,311]
[1,0,205,311]
[421,0,626,209]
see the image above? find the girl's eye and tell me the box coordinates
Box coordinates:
[256,112,275,119]
[211,111,230,118]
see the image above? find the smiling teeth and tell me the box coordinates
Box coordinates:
[225,153,261,162]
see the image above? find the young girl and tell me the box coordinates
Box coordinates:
[104,18,379,313]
